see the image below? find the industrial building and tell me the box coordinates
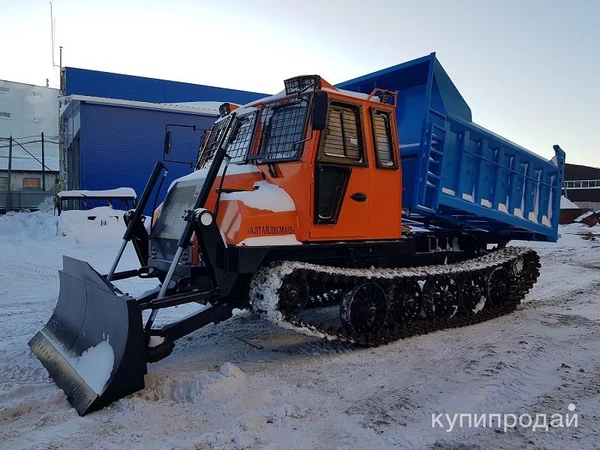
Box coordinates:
[0,80,59,210]
[58,68,266,212]
[562,163,600,210]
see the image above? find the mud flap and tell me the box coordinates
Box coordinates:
[29,256,147,416]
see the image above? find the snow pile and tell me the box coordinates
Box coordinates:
[219,362,246,380]
[560,196,579,210]
[3,211,600,449]
[57,207,125,243]
[0,210,58,242]
[37,196,55,212]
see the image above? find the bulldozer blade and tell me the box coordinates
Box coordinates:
[29,256,147,416]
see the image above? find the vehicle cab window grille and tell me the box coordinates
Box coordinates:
[196,116,233,169]
[318,103,365,165]
[226,112,257,163]
[254,97,308,163]
[371,109,396,168]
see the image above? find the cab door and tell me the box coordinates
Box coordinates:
[310,101,370,240]
[367,107,402,239]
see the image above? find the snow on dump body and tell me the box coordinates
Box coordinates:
[40,331,115,395]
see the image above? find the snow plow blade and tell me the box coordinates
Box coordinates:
[29,256,147,416]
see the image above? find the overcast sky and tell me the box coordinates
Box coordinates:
[1,0,599,166]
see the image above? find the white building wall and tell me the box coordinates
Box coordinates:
[0,80,59,193]
[0,80,59,140]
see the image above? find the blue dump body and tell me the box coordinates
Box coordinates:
[338,53,565,242]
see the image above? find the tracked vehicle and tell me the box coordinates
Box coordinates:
[30,53,565,415]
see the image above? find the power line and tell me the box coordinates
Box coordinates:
[0,140,59,149]
[0,134,59,140]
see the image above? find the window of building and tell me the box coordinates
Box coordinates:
[318,103,365,164]
[33,115,45,123]
[371,109,396,168]
[0,111,10,119]
[23,178,41,189]
[32,91,44,98]
[0,87,10,94]
[0,177,7,188]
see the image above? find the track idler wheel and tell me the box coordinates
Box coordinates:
[423,276,460,320]
[461,272,488,314]
[388,279,423,326]
[280,273,309,314]
[340,283,388,335]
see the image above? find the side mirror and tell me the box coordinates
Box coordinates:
[312,92,328,131]
[163,130,172,156]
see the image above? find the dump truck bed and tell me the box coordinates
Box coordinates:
[338,53,565,242]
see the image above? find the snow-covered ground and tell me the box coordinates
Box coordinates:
[1,209,600,449]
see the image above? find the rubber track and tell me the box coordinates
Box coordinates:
[249,247,540,347]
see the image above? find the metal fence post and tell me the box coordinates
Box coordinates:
[42,132,46,191]
[6,136,12,211]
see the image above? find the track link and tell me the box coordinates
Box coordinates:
[249,247,540,347]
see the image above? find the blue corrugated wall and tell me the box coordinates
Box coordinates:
[80,103,216,214]
[65,67,267,104]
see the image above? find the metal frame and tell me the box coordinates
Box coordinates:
[248,94,312,164]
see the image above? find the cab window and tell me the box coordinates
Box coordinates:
[371,109,396,168]
[318,103,365,165]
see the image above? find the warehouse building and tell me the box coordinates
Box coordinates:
[58,68,267,211]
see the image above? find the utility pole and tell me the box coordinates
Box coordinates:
[41,132,46,191]
[6,136,12,211]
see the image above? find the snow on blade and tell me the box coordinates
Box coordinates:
[41,331,115,395]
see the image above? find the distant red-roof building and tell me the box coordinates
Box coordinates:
[563,163,600,204]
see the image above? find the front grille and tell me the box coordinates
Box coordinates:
[315,165,350,224]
